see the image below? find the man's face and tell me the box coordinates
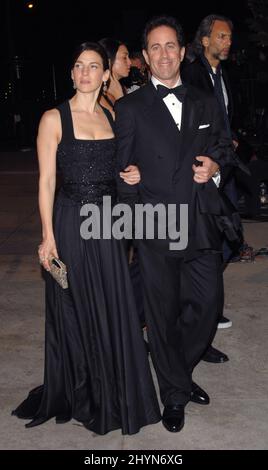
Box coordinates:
[203,20,232,62]
[143,25,185,85]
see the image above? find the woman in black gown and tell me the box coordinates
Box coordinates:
[12,42,160,435]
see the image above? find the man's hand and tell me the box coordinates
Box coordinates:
[192,156,219,184]
[119,165,141,185]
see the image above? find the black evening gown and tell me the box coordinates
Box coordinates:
[12,101,161,435]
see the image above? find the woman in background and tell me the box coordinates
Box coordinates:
[98,37,131,112]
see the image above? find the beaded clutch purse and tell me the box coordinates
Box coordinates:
[48,257,68,289]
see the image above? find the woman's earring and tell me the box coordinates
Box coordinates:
[73,81,77,90]
[103,81,108,93]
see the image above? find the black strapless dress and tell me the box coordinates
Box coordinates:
[12,101,161,435]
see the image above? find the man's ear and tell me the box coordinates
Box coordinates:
[180,46,186,62]
[202,36,210,48]
[142,49,150,66]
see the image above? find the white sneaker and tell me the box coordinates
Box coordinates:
[217,316,232,329]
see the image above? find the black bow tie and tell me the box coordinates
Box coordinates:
[157,84,187,102]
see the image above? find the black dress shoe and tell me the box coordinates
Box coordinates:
[202,345,229,363]
[162,405,185,432]
[190,382,210,405]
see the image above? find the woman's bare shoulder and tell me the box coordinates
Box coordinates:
[40,108,60,125]
[38,108,62,143]
[39,108,61,134]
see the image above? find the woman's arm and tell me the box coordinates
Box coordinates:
[37,109,60,271]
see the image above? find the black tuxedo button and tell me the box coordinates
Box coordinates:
[157,155,163,159]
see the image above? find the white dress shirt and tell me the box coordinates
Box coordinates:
[151,76,183,130]
[210,67,229,113]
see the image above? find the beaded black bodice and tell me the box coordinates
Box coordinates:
[56,101,117,204]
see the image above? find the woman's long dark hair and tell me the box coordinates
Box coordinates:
[71,41,109,71]
[98,38,124,76]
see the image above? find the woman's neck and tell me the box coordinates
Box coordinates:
[70,91,101,114]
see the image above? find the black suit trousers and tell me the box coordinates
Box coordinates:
[137,241,223,406]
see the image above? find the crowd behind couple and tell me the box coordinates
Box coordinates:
[12,13,254,435]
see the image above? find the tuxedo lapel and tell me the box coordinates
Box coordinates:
[199,59,215,93]
[177,91,204,170]
[141,83,181,162]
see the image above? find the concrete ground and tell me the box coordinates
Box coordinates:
[0,151,267,450]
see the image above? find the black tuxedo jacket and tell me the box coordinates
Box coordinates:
[115,82,234,258]
[181,58,251,189]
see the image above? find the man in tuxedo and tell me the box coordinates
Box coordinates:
[115,15,234,433]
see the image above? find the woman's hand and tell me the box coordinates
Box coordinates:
[119,165,141,185]
[38,237,59,271]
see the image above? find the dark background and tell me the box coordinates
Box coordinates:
[1,0,267,149]
[2,1,251,60]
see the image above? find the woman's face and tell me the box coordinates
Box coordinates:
[112,45,131,79]
[71,50,109,93]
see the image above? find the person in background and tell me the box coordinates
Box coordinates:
[181,14,250,363]
[99,38,147,332]
[98,37,131,113]
[125,51,149,93]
